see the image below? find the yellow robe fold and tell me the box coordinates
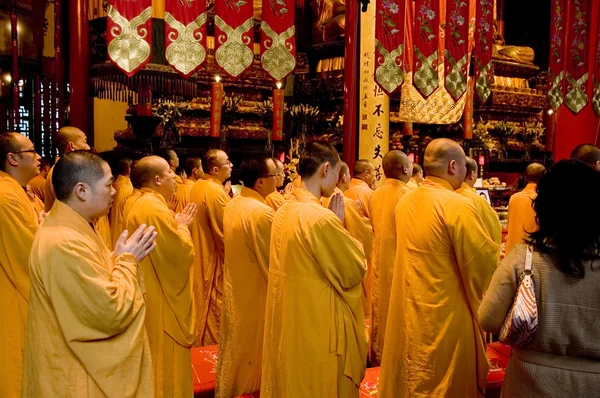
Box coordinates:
[113,175,132,197]
[28,174,46,203]
[505,183,538,254]
[23,200,153,397]
[261,188,367,397]
[126,188,195,397]
[265,190,286,211]
[367,178,411,366]
[379,177,500,398]
[344,178,373,218]
[456,182,503,245]
[27,184,45,216]
[43,164,57,212]
[407,178,419,190]
[216,187,275,397]
[174,179,195,214]
[0,172,39,398]
[110,179,134,246]
[189,174,230,346]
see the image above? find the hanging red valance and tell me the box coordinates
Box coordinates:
[374,0,406,95]
[444,0,470,101]
[548,0,567,111]
[214,0,255,79]
[592,3,600,115]
[474,0,493,103]
[412,0,440,99]
[260,0,296,82]
[564,0,591,114]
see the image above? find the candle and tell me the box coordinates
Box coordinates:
[273,81,284,141]
[137,86,152,116]
[210,75,223,138]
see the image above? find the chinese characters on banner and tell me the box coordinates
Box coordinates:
[360,3,389,186]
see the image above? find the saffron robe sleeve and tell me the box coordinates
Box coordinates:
[457,183,502,246]
[174,181,194,214]
[43,165,56,212]
[505,184,538,254]
[265,190,286,211]
[110,183,134,246]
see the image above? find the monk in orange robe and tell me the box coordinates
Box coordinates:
[571,143,600,170]
[160,148,183,190]
[344,159,375,218]
[27,157,49,202]
[109,158,134,244]
[262,141,367,397]
[379,139,500,398]
[0,133,41,398]
[505,163,545,254]
[367,150,412,366]
[265,158,290,211]
[407,162,423,189]
[174,156,203,214]
[189,149,232,346]
[23,151,157,397]
[216,155,277,397]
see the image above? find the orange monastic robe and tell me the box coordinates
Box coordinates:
[265,190,286,211]
[344,178,373,218]
[189,175,230,346]
[456,182,503,245]
[23,200,153,397]
[505,183,538,254]
[367,178,411,366]
[216,187,275,397]
[43,164,57,212]
[0,172,39,398]
[407,178,419,190]
[127,188,195,397]
[113,174,131,197]
[27,184,44,215]
[174,179,195,214]
[28,174,46,203]
[110,179,134,245]
[379,177,500,398]
[261,188,367,397]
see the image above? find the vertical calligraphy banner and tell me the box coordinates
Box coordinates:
[107,0,152,77]
[444,0,470,101]
[214,0,254,79]
[413,0,440,99]
[374,0,406,95]
[164,0,208,79]
[565,0,590,114]
[474,0,494,103]
[591,3,600,115]
[548,0,567,111]
[261,0,296,82]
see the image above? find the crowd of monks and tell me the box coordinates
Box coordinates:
[3,125,600,398]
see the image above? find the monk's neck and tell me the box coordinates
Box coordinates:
[300,178,323,199]
[6,170,31,188]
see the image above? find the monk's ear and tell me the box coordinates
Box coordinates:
[448,159,457,175]
[6,153,19,167]
[321,162,330,177]
[73,182,89,201]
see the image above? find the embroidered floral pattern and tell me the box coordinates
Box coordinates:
[417,1,437,42]
[379,0,401,37]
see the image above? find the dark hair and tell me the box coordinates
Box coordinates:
[528,159,600,278]
[240,154,272,188]
[183,156,202,176]
[571,144,600,166]
[53,151,107,201]
[0,133,19,172]
[117,158,132,175]
[298,141,340,178]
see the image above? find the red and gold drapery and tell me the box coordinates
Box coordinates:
[548,0,567,111]
[107,0,152,77]
[474,0,493,103]
[260,0,296,82]
[214,0,254,79]
[413,0,440,99]
[374,0,406,95]
[444,0,470,100]
[593,4,600,115]
[564,0,591,114]
[164,0,208,79]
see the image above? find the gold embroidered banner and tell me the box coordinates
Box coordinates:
[260,0,296,82]
[444,0,470,101]
[374,0,406,95]
[215,0,254,79]
[565,0,590,114]
[165,0,208,79]
[107,0,152,77]
[548,0,567,111]
[474,0,493,103]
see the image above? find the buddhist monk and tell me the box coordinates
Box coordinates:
[456,157,502,245]
[367,150,412,367]
[261,141,367,397]
[322,161,373,318]
[126,156,197,397]
[28,157,49,202]
[174,156,203,214]
[216,155,277,397]
[23,151,157,397]
[109,158,134,244]
[344,159,375,218]
[0,133,41,398]
[378,138,500,398]
[189,149,232,346]
[505,162,545,253]
[571,143,600,170]
[265,158,289,211]
[113,158,132,195]
[407,162,423,189]
[160,148,183,188]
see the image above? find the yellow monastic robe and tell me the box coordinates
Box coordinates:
[367,178,411,366]
[27,184,45,215]
[0,172,39,398]
[113,174,131,196]
[43,164,57,212]
[505,182,538,254]
[379,177,500,398]
[94,214,113,250]
[28,174,46,202]
[126,188,195,397]
[456,182,503,245]
[265,190,286,211]
[23,200,153,397]
[124,189,142,222]
[344,178,373,218]
[261,188,367,397]
[174,179,195,214]
[216,187,275,397]
[174,173,183,190]
[407,178,419,190]
[189,174,230,346]
[110,181,134,246]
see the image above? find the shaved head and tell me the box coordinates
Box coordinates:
[131,156,169,189]
[56,126,89,155]
[464,157,479,187]
[0,133,20,172]
[53,151,106,201]
[571,144,600,169]
[412,163,423,176]
[525,162,545,183]
[183,156,202,176]
[117,158,132,176]
[423,138,467,189]
[353,159,373,175]
[382,150,412,182]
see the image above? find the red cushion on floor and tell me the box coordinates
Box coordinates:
[191,345,219,394]
[486,342,511,389]
[360,367,381,397]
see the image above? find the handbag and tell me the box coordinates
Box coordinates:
[499,244,538,346]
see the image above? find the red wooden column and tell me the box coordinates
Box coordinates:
[342,0,359,170]
[10,0,19,131]
[69,0,92,144]
[55,0,64,130]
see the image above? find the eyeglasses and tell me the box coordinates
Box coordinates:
[12,149,37,154]
[262,174,278,178]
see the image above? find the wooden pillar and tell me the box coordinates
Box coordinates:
[55,0,64,130]
[495,0,505,37]
[69,0,92,144]
[342,0,359,170]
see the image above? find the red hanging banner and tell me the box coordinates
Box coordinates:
[260,0,296,82]
[107,0,152,77]
[374,0,406,95]
[214,0,255,79]
[444,0,470,101]
[413,0,440,99]
[164,0,208,79]
[565,0,591,114]
[591,3,600,115]
[548,0,567,111]
[474,0,493,103]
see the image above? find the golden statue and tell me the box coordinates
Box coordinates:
[310,0,346,44]
[492,21,535,65]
